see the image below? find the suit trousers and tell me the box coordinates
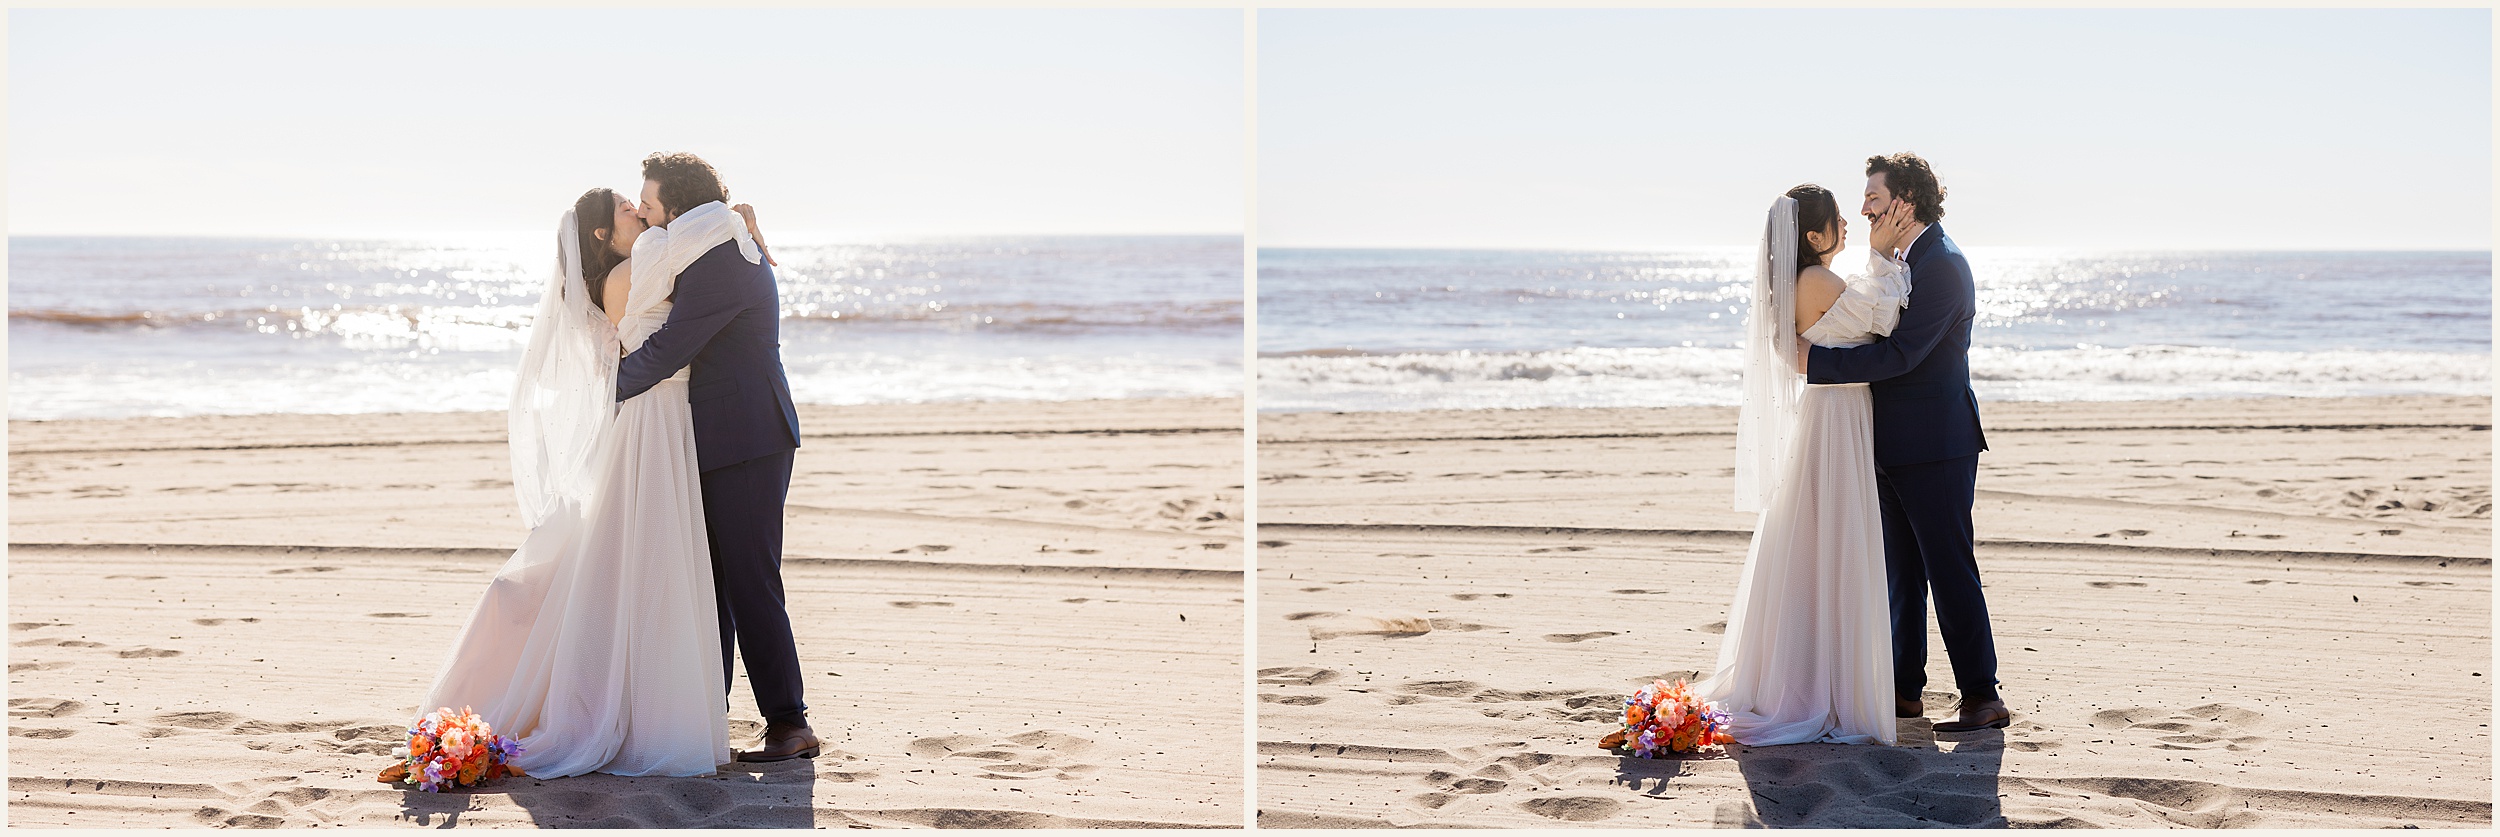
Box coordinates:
[1874,453,1999,704]
[700,449,808,728]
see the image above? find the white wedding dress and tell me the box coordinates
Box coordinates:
[1695,231,1910,747]
[412,211,750,778]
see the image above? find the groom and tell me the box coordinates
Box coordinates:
[1797,153,2005,733]
[616,152,819,762]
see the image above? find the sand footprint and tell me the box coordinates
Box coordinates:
[1518,795,1623,822]
[1260,694,1330,706]
[1538,694,1625,723]
[2016,776,2250,828]
[1863,786,2001,826]
[1542,631,1618,643]
[2003,719,2064,752]
[151,710,241,730]
[2085,703,2267,751]
[1297,613,1438,640]
[906,730,1100,781]
[192,807,285,828]
[9,698,85,718]
[14,638,105,649]
[1448,593,1514,601]
[888,601,956,609]
[1385,680,1620,722]
[1258,666,1342,686]
[1631,670,1706,687]
[266,566,339,575]
[307,724,402,756]
[1408,768,1509,810]
[1404,745,1580,814]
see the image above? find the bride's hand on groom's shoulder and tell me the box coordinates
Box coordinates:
[730,203,778,266]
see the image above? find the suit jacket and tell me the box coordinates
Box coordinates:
[1805,223,1988,467]
[616,238,803,471]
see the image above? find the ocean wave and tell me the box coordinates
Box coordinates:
[779,300,1241,330]
[7,347,1243,421]
[1257,346,2491,412]
[12,298,1242,347]
[11,306,531,353]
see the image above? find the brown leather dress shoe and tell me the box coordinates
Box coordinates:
[1932,698,2010,732]
[734,723,822,763]
[1895,697,1924,719]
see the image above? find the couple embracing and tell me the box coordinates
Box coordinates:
[407,152,819,779]
[1690,152,2006,748]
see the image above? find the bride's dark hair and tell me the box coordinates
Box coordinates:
[1784,183,1841,269]
[571,188,625,313]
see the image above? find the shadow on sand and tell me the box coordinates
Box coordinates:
[398,758,821,828]
[1714,715,2008,828]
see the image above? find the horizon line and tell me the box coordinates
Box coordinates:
[8,230,1245,240]
[1256,243,2496,255]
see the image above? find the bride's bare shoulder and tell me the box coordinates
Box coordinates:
[603,259,634,313]
[1795,264,1844,305]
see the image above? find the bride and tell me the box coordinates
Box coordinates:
[1691,184,1918,746]
[403,188,768,778]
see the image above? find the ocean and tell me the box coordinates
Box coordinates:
[1257,247,2492,412]
[8,235,1243,420]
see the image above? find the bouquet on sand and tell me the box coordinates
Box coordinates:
[1599,679,1732,758]
[377,706,525,792]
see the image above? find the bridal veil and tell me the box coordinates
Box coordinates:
[1734,196,1801,513]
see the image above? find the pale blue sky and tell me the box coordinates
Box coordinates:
[11,9,1242,237]
[1261,9,2492,250]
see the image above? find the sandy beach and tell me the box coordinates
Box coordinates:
[1255,395,2491,828]
[8,397,1245,828]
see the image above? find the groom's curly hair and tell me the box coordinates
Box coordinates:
[1866,152,1946,225]
[642,152,729,221]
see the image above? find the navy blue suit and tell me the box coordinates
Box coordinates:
[1806,223,1998,704]
[618,237,809,728]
